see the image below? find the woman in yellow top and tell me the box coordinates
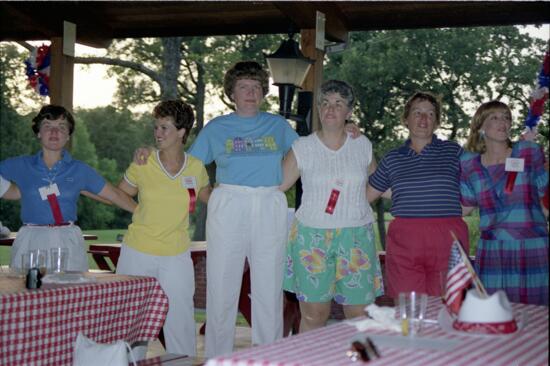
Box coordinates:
[117,100,211,359]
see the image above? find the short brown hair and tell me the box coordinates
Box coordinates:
[401,91,442,128]
[31,105,75,135]
[153,100,195,144]
[223,61,269,101]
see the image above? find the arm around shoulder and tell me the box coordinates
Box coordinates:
[98,182,137,213]
[1,183,21,200]
[279,150,300,192]
[367,184,384,204]
[198,185,212,204]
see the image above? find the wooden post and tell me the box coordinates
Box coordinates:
[48,37,74,112]
[300,29,324,132]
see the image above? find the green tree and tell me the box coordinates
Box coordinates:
[70,123,118,229]
[76,106,153,172]
[0,42,43,114]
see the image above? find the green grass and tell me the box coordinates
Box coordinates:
[194,309,248,326]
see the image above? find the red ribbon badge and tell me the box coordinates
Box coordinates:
[46,193,64,225]
[504,172,518,194]
[187,188,196,213]
[325,189,340,215]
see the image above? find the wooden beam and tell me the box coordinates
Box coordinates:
[300,29,324,132]
[49,37,74,112]
[275,2,348,43]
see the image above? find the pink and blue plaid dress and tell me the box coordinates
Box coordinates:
[460,140,548,305]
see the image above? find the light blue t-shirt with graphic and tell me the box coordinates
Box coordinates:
[189,112,298,187]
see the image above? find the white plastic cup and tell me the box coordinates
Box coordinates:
[50,247,69,273]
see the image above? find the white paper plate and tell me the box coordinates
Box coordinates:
[437,307,527,337]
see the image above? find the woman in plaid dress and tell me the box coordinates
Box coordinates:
[460,101,548,305]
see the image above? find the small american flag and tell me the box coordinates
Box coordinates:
[445,240,473,315]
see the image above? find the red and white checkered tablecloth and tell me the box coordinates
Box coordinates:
[206,297,548,366]
[0,272,168,366]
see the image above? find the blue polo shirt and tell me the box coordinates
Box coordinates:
[369,136,463,217]
[0,150,105,224]
[189,111,298,187]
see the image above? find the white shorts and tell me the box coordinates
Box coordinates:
[10,224,89,272]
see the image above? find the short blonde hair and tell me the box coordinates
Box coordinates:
[465,100,512,153]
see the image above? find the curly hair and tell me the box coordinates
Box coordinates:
[465,100,512,153]
[153,100,195,144]
[401,91,442,128]
[318,80,356,110]
[31,105,75,136]
[223,61,270,101]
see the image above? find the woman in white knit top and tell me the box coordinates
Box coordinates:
[280,80,384,332]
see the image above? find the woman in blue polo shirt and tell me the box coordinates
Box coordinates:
[367,92,469,299]
[0,105,137,272]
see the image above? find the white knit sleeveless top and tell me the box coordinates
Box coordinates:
[293,133,375,229]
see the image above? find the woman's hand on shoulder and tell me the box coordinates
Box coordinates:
[133,147,153,165]
[344,122,362,139]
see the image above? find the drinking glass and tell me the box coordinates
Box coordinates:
[21,251,37,274]
[398,291,428,337]
[50,247,69,273]
[31,249,49,276]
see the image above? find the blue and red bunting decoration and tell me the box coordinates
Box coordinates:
[24,44,50,96]
[523,51,549,132]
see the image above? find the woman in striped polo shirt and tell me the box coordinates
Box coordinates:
[367,92,469,300]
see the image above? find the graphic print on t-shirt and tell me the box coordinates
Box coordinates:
[225,135,278,154]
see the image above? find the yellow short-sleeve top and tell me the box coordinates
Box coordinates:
[123,151,209,256]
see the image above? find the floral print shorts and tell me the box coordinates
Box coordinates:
[283,220,384,305]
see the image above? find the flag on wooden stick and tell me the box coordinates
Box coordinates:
[445,239,473,315]
[445,232,488,315]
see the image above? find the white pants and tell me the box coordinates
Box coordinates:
[205,184,288,358]
[10,224,88,272]
[116,244,196,357]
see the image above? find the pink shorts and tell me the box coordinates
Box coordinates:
[385,217,469,299]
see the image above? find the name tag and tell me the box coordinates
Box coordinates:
[182,176,197,189]
[505,158,524,172]
[39,184,60,200]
